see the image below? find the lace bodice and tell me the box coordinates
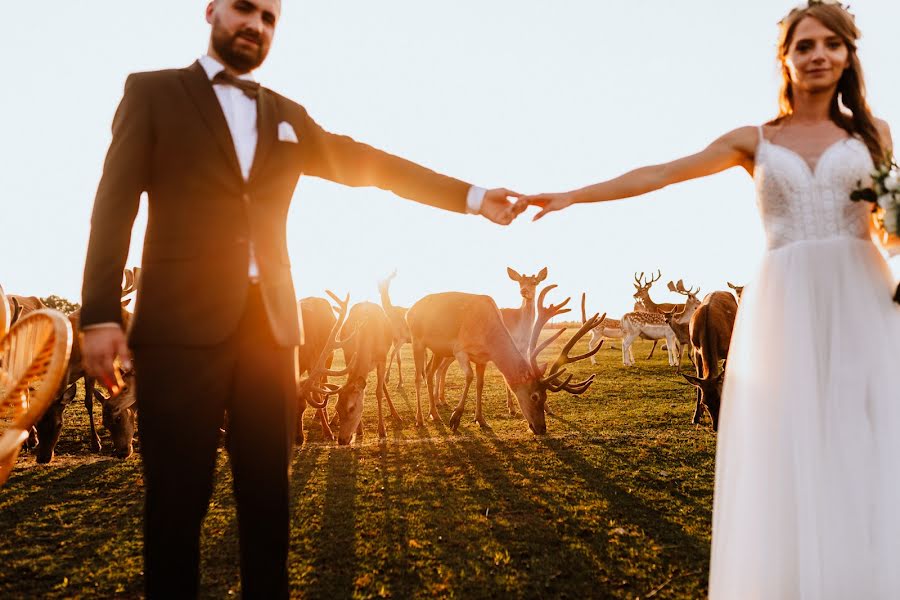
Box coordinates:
[754,127,874,250]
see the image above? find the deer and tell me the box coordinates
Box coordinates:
[632,270,686,359]
[661,280,702,367]
[682,291,738,431]
[406,284,604,434]
[299,292,402,445]
[34,268,141,463]
[6,295,47,327]
[620,279,701,369]
[296,296,340,443]
[377,270,411,390]
[429,267,550,417]
[727,282,744,302]
[580,293,622,364]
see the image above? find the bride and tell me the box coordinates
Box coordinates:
[521,2,900,597]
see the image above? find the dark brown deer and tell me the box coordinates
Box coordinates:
[682,291,739,430]
[406,285,604,434]
[296,296,340,442]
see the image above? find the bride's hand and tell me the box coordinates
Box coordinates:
[519,192,576,221]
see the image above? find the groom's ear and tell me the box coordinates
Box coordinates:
[206,2,216,25]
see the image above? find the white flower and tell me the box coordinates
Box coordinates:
[885,172,900,192]
[884,204,900,235]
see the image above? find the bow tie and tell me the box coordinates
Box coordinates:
[212,70,261,100]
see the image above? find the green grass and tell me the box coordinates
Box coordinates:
[0,338,716,599]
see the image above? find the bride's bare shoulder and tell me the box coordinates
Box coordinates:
[874,117,893,151]
[718,126,760,153]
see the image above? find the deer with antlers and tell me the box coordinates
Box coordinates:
[299,292,403,445]
[406,285,603,434]
[378,271,411,390]
[661,280,702,367]
[620,280,700,368]
[682,291,738,430]
[296,296,340,443]
[35,268,141,463]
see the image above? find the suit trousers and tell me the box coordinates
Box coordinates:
[133,284,297,599]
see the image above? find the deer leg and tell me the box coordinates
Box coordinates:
[396,345,404,389]
[622,334,638,367]
[84,377,102,453]
[474,363,488,428]
[505,387,519,418]
[384,344,396,383]
[425,357,442,424]
[646,339,658,360]
[448,354,474,432]
[437,358,452,407]
[692,354,705,425]
[317,388,336,441]
[376,363,387,439]
[413,341,427,427]
[382,380,403,425]
[588,331,601,365]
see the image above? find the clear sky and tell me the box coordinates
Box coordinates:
[2,1,899,317]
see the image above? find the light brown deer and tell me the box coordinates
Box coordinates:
[406,285,603,434]
[296,296,339,442]
[682,291,738,431]
[378,271,411,389]
[633,271,685,359]
[499,267,548,415]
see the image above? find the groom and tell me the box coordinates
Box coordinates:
[79,0,523,597]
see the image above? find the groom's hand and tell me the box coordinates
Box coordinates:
[479,188,526,225]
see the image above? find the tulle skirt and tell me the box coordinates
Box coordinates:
[709,237,900,599]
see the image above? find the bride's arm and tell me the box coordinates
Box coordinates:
[523,126,758,220]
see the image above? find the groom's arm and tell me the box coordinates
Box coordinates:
[295,106,484,214]
[81,73,153,328]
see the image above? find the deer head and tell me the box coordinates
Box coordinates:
[632,270,662,300]
[97,370,138,459]
[508,267,548,301]
[727,282,744,300]
[298,291,359,413]
[683,371,725,431]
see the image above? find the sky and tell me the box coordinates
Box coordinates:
[2,1,900,318]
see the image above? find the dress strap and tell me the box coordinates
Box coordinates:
[757,125,765,145]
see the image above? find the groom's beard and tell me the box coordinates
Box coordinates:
[211,19,269,73]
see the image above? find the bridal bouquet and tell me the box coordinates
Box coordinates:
[850,155,900,302]
[850,154,900,236]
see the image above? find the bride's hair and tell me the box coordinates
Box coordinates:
[771,3,886,166]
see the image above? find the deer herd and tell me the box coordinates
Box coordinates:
[4,265,745,462]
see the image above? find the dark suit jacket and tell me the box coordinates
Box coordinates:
[81,61,470,347]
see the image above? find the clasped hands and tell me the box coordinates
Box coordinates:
[480,188,575,225]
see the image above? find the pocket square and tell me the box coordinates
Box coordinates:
[278,121,299,143]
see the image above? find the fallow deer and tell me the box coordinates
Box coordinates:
[498,267,548,416]
[683,291,738,431]
[661,280,702,366]
[727,282,744,302]
[622,280,700,367]
[378,270,411,390]
[406,285,604,434]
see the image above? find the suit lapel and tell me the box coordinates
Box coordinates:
[180,61,244,183]
[249,87,277,183]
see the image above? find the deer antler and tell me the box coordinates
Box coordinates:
[121,268,137,297]
[539,311,606,393]
[527,285,571,374]
[300,291,356,398]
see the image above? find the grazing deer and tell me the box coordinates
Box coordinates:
[34,268,140,463]
[727,282,744,301]
[378,270,411,389]
[622,282,700,367]
[683,291,738,431]
[296,296,341,443]
[302,293,402,445]
[406,285,603,434]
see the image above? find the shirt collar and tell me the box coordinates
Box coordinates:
[198,54,257,82]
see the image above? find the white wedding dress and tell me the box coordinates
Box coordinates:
[709,127,900,599]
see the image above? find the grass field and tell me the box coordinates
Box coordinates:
[0,337,717,599]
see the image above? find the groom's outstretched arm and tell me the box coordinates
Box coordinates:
[293,105,520,223]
